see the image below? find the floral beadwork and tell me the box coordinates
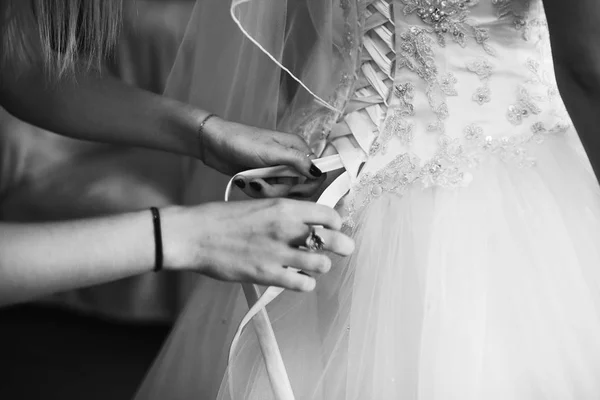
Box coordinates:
[369,81,417,155]
[507,86,542,125]
[344,135,472,228]
[492,0,531,32]
[400,0,494,54]
[463,121,568,167]
[327,0,573,230]
[440,73,459,96]
[370,111,415,155]
[472,87,491,105]
[467,58,494,105]
[394,82,417,116]
[345,118,569,229]
[525,59,559,100]
[397,26,456,133]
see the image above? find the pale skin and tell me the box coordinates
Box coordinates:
[0,41,353,308]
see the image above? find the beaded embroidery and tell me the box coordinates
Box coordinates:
[401,0,494,54]
[467,58,494,105]
[313,0,571,228]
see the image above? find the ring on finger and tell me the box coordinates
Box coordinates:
[305,226,325,252]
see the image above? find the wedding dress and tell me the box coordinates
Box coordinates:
[136,0,600,398]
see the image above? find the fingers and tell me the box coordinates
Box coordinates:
[270,137,323,180]
[277,199,343,230]
[288,173,327,198]
[240,176,327,199]
[236,177,305,199]
[283,248,332,274]
[253,251,328,292]
[240,178,294,198]
[263,268,317,292]
[289,226,355,257]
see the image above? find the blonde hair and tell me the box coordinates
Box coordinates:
[1,0,123,78]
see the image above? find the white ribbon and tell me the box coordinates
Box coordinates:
[224,154,350,400]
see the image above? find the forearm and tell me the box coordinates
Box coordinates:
[0,209,160,307]
[0,65,205,158]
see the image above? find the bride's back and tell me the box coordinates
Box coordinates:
[342,0,578,224]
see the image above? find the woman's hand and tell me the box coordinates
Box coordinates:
[202,117,326,198]
[161,199,354,292]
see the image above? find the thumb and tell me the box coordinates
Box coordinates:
[274,147,323,179]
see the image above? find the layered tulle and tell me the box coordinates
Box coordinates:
[211,136,600,399]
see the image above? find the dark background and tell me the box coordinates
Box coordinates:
[0,305,169,400]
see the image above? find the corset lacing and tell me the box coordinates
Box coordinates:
[330,0,395,183]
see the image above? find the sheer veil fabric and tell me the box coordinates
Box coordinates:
[135,1,600,399]
[134,1,361,399]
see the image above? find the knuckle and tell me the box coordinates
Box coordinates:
[327,231,344,252]
[293,252,312,270]
[253,263,276,282]
[329,210,343,230]
[314,206,342,230]
[268,219,291,241]
[291,148,305,159]
[272,198,291,215]
[297,253,329,274]
[277,275,297,290]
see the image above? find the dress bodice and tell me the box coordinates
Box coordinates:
[334,0,572,224]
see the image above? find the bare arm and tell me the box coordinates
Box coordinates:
[543,0,600,179]
[0,200,354,308]
[0,210,156,306]
[0,60,324,180]
[0,64,205,159]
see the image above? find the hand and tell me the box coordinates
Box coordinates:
[202,117,326,198]
[161,199,354,291]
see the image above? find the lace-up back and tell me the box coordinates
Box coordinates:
[333,0,573,226]
[138,2,600,399]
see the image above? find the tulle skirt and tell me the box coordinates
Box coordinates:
[135,136,600,399]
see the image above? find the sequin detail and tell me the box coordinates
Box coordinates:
[401,0,494,54]
[507,86,541,125]
[467,58,494,105]
[345,119,568,228]
[463,121,568,167]
[492,0,531,34]
[397,26,457,133]
[370,82,416,155]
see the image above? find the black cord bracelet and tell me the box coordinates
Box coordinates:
[150,207,163,273]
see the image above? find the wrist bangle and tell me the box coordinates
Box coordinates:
[150,207,163,273]
[197,113,218,164]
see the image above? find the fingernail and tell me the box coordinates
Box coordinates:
[249,181,262,191]
[234,179,245,189]
[309,164,323,177]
